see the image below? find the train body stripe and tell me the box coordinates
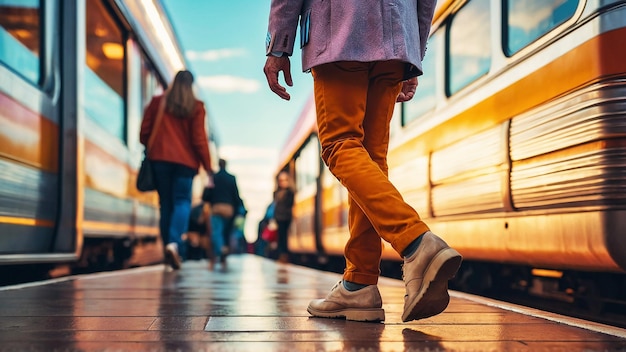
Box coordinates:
[0,93,58,172]
[82,220,159,236]
[0,216,55,228]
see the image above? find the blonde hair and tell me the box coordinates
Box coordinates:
[166,70,197,118]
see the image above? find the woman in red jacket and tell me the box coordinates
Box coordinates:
[140,70,213,270]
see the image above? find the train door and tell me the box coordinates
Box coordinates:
[292,135,323,255]
[314,153,324,255]
[0,1,81,263]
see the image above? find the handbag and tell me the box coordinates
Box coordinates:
[136,152,156,192]
[261,225,278,243]
[261,219,278,242]
[136,97,166,192]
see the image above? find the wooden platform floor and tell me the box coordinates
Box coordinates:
[0,254,625,351]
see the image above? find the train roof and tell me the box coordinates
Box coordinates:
[114,0,186,83]
[434,0,454,21]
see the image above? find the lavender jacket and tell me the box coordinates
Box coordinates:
[266,0,437,78]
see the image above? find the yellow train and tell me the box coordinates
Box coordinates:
[276,0,626,308]
[0,0,216,281]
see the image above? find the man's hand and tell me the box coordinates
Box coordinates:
[264,56,293,100]
[396,77,418,102]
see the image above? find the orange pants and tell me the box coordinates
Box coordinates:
[312,61,430,285]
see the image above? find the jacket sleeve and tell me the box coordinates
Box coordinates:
[417,0,437,59]
[232,176,243,209]
[139,97,159,146]
[265,0,305,56]
[190,102,213,174]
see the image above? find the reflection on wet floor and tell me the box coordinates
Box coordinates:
[0,254,624,351]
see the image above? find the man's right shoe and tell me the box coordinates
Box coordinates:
[165,243,182,270]
[401,231,462,322]
[307,281,385,322]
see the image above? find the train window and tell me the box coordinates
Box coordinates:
[142,59,162,106]
[402,30,441,125]
[83,0,125,141]
[128,39,163,156]
[0,0,41,84]
[127,40,143,155]
[504,0,578,56]
[295,136,320,193]
[447,0,491,96]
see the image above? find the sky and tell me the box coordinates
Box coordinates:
[161,0,313,242]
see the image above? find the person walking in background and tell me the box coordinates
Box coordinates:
[273,171,294,263]
[203,158,243,270]
[140,70,213,270]
[263,0,462,322]
[186,202,212,260]
[255,201,277,258]
[229,200,248,254]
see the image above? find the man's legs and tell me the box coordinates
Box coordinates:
[312,61,430,285]
[308,61,461,323]
[210,215,226,260]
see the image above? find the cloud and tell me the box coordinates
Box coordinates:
[196,75,261,93]
[186,48,247,62]
[218,145,278,162]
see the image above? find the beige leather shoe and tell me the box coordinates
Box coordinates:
[307,281,385,322]
[402,231,462,322]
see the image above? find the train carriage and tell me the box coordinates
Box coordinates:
[0,0,216,278]
[277,0,626,307]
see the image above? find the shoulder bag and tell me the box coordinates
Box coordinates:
[136,97,166,192]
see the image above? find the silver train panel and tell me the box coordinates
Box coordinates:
[430,125,509,216]
[0,159,57,222]
[510,80,626,209]
[83,189,134,237]
[510,81,626,161]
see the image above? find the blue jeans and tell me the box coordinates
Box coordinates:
[210,215,231,258]
[152,161,196,260]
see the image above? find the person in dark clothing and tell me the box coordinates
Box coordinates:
[230,201,248,254]
[203,158,243,270]
[273,171,295,263]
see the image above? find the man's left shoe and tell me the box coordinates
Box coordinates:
[307,281,385,322]
[401,231,462,322]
